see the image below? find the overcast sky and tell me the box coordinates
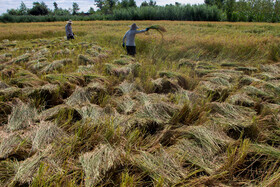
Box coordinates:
[0,0,204,15]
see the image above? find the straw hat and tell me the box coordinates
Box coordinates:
[130,23,139,30]
[67,20,72,24]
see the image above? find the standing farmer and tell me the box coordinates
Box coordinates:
[65,20,74,40]
[122,23,149,56]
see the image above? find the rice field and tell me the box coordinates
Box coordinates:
[0,21,280,186]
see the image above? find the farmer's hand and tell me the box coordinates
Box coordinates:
[122,43,125,48]
[146,28,150,31]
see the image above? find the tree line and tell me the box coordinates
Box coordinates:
[0,0,280,23]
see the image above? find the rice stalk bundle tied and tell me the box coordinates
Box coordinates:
[79,144,122,187]
[147,25,167,37]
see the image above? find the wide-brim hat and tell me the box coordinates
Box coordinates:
[130,23,139,30]
[67,20,72,24]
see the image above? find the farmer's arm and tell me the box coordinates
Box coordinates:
[122,31,128,43]
[136,29,147,34]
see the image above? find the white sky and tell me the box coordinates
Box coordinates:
[0,0,204,15]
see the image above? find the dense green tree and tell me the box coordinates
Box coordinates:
[88,7,95,14]
[149,0,157,6]
[225,0,235,21]
[141,0,156,6]
[29,2,49,15]
[175,2,181,6]
[128,0,137,7]
[7,9,20,15]
[72,2,80,15]
[19,1,28,15]
[120,0,129,8]
[205,0,225,9]
[53,2,58,10]
[95,0,105,10]
[141,1,149,7]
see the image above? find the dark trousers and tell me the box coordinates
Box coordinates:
[126,46,136,56]
[67,35,75,40]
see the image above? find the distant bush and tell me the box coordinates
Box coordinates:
[0,5,222,23]
[113,5,222,21]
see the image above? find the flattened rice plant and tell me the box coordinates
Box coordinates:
[79,144,122,187]
[7,101,37,131]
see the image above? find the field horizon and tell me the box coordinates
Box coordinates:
[0,21,279,186]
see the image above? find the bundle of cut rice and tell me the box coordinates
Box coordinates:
[147,25,167,37]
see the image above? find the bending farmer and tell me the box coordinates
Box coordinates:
[65,20,74,40]
[122,23,149,56]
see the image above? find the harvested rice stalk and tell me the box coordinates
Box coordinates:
[207,102,256,131]
[147,25,167,37]
[7,101,37,131]
[169,138,222,175]
[0,80,9,89]
[218,139,251,177]
[78,54,95,65]
[65,86,92,106]
[39,104,81,121]
[227,93,255,107]
[10,53,30,64]
[115,95,137,114]
[0,159,19,186]
[41,59,72,73]
[133,149,186,186]
[9,70,46,88]
[134,100,178,125]
[0,101,12,125]
[32,122,67,150]
[0,134,31,160]
[152,78,181,94]
[105,63,140,77]
[45,73,85,86]
[114,80,138,96]
[185,126,231,154]
[79,144,122,187]
[77,104,104,122]
[0,87,21,100]
[11,148,52,185]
